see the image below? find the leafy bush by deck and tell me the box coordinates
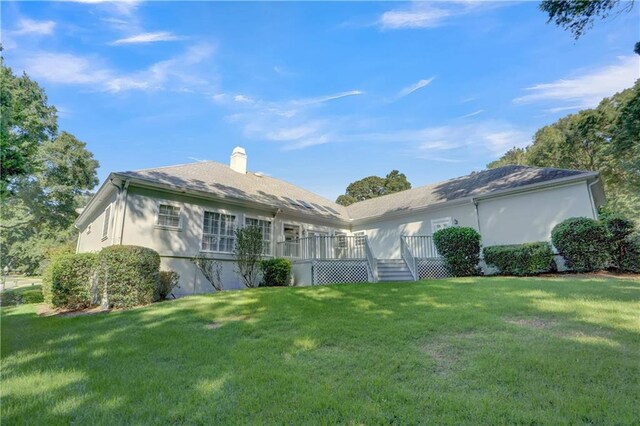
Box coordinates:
[97,245,160,308]
[484,242,555,276]
[42,253,98,310]
[551,217,610,272]
[261,258,292,286]
[433,227,481,276]
[156,270,180,300]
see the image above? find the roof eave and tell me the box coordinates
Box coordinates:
[113,173,352,227]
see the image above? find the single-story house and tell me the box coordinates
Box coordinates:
[75,147,605,295]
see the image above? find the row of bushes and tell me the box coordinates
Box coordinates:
[552,216,640,273]
[43,245,179,311]
[433,215,639,277]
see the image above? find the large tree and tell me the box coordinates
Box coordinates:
[0,51,58,195]
[540,0,637,53]
[488,80,640,221]
[336,170,411,206]
[0,55,99,274]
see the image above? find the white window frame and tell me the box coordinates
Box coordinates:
[245,216,273,256]
[200,209,237,254]
[155,201,183,230]
[431,217,453,234]
[101,205,111,241]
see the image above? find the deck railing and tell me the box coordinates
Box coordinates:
[400,236,418,281]
[402,235,440,258]
[276,235,367,260]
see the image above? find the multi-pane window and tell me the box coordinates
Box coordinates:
[102,205,111,240]
[202,212,236,252]
[353,231,366,247]
[245,218,272,255]
[157,204,181,228]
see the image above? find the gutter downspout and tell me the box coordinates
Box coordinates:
[471,198,481,235]
[118,180,130,245]
[587,178,600,219]
[108,178,122,246]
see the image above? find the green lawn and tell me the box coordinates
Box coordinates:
[2,277,639,424]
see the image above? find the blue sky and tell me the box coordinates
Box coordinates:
[2,1,639,200]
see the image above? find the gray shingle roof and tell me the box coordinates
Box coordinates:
[117,161,350,220]
[118,163,594,223]
[345,165,593,220]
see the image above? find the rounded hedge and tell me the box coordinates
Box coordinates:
[260,258,292,287]
[551,217,610,272]
[433,227,481,277]
[484,242,555,276]
[42,253,98,310]
[97,245,160,308]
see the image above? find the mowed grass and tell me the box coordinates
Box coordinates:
[2,277,639,424]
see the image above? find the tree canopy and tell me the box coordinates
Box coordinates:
[488,80,640,221]
[336,170,411,206]
[0,54,99,274]
[540,0,637,54]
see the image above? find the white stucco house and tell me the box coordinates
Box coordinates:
[75,147,605,295]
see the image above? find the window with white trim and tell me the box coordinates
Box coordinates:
[201,212,236,252]
[353,231,366,247]
[336,232,347,248]
[431,217,453,233]
[102,205,111,240]
[245,217,272,255]
[157,204,181,228]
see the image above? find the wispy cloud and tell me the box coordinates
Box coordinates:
[459,109,485,118]
[213,89,364,150]
[111,31,182,45]
[15,44,216,93]
[65,0,140,16]
[12,18,56,35]
[396,77,435,99]
[513,55,640,109]
[380,6,451,29]
[379,1,504,30]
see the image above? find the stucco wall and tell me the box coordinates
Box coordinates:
[354,203,478,259]
[76,189,119,253]
[477,181,596,247]
[117,186,346,293]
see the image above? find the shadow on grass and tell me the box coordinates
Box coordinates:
[1,276,639,423]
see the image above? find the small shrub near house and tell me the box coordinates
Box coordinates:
[433,227,481,277]
[156,270,180,300]
[97,245,160,308]
[261,258,292,287]
[551,217,610,272]
[484,242,555,276]
[42,253,98,310]
[602,216,640,273]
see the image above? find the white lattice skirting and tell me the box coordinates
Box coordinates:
[416,258,450,279]
[312,260,370,285]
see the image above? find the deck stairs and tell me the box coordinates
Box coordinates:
[376,259,414,282]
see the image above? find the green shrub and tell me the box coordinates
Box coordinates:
[0,285,44,306]
[260,258,292,287]
[551,217,610,272]
[484,242,555,276]
[602,216,639,272]
[42,253,98,310]
[620,234,640,273]
[97,245,160,308]
[433,227,481,277]
[156,270,180,300]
